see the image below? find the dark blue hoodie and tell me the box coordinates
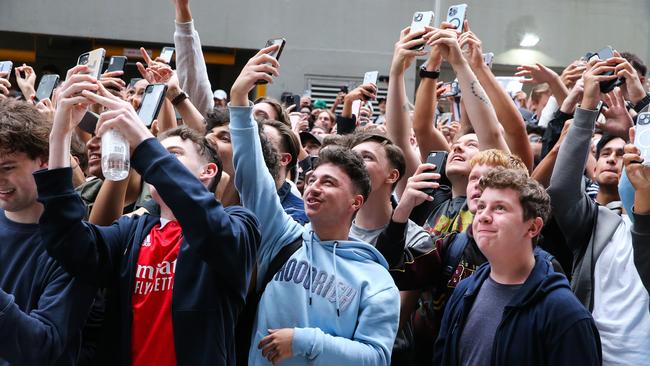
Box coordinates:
[433,253,602,366]
[35,138,260,366]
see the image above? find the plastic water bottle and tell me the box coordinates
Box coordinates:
[101,129,130,181]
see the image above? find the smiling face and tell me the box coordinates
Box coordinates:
[0,152,46,218]
[303,163,362,227]
[446,133,480,179]
[126,79,148,111]
[472,187,539,260]
[86,135,103,179]
[594,137,625,187]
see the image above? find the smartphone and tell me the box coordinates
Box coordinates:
[137,83,168,127]
[159,47,175,64]
[446,4,468,33]
[291,94,301,108]
[256,38,286,85]
[409,11,435,50]
[423,151,449,195]
[128,78,143,89]
[635,112,650,165]
[441,80,460,98]
[35,74,60,102]
[483,52,494,68]
[439,112,453,125]
[78,111,99,134]
[586,46,624,93]
[0,61,12,77]
[106,56,127,73]
[362,71,379,101]
[77,48,106,80]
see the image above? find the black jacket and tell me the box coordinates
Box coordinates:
[433,254,602,366]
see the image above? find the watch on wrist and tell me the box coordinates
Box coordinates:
[419,64,440,79]
[632,93,650,113]
[171,91,188,106]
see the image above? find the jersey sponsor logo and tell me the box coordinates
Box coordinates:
[134,259,177,295]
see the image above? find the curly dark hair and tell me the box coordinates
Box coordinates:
[313,146,371,201]
[0,99,51,160]
[478,167,550,223]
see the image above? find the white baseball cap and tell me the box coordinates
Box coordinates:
[213,89,227,100]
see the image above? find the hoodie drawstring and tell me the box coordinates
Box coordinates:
[333,241,340,317]
[308,231,314,306]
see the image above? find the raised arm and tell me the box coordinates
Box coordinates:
[460,28,532,170]
[428,26,508,153]
[386,26,428,197]
[229,46,304,282]
[173,0,214,115]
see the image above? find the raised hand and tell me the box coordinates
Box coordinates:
[14,64,37,100]
[393,163,441,222]
[581,58,618,110]
[623,134,650,214]
[560,78,584,113]
[100,70,126,92]
[51,65,98,134]
[35,98,55,123]
[611,52,647,104]
[515,62,560,85]
[425,25,465,67]
[390,26,429,75]
[230,44,280,106]
[560,60,586,88]
[136,47,173,84]
[458,22,485,70]
[599,87,633,139]
[0,73,10,100]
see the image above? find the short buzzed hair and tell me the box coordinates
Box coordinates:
[470,149,528,174]
[479,168,550,223]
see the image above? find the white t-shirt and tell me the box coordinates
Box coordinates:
[592,216,650,365]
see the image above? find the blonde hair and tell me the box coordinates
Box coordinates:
[469,149,528,174]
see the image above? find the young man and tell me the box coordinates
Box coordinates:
[435,168,601,365]
[37,66,260,366]
[230,46,399,365]
[0,99,95,365]
[548,58,650,363]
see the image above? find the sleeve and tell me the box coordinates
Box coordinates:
[547,108,600,253]
[537,95,559,128]
[0,265,95,365]
[35,167,134,287]
[632,212,650,293]
[618,170,636,223]
[374,219,407,268]
[174,20,214,116]
[547,318,602,366]
[291,287,400,365]
[335,115,357,135]
[130,138,261,295]
[229,104,304,284]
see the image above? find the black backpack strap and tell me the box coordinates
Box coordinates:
[257,236,303,296]
[439,231,470,288]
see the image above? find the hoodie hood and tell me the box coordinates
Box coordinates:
[301,223,390,269]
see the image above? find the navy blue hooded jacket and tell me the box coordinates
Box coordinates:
[433,253,602,366]
[35,138,260,366]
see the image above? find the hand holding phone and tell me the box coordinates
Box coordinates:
[422,151,448,195]
[362,71,379,100]
[256,38,286,85]
[77,48,106,80]
[586,46,625,93]
[0,61,12,78]
[446,4,468,33]
[409,11,435,50]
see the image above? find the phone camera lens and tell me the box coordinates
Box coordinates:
[414,13,423,21]
[449,8,457,16]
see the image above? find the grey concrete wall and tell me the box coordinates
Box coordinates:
[2,0,649,100]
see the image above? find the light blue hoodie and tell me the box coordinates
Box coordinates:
[230,104,400,365]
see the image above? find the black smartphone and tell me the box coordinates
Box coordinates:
[587,46,624,93]
[256,38,286,85]
[0,61,12,77]
[291,94,301,108]
[128,78,143,89]
[78,111,99,134]
[77,48,106,79]
[159,47,175,64]
[422,151,449,195]
[137,83,168,127]
[106,56,127,73]
[35,74,60,102]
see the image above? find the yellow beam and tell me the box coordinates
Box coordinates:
[0,49,36,63]
[94,44,235,65]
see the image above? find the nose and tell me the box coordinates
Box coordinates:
[477,208,492,224]
[453,143,465,154]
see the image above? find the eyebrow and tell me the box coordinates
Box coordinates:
[166,146,186,153]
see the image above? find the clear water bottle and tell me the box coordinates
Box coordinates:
[101,129,130,181]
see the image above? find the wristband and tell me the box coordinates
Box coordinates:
[419,64,440,79]
[171,91,188,106]
[632,93,650,113]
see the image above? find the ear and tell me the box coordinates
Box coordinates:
[526,217,544,239]
[199,162,218,184]
[279,152,292,167]
[385,168,400,186]
[351,194,364,212]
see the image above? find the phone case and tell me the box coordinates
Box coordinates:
[137,84,168,127]
[422,151,449,195]
[35,74,60,102]
[256,39,286,85]
[446,4,468,33]
[409,11,435,50]
[106,56,127,73]
[635,112,650,165]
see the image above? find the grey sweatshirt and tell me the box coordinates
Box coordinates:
[174,20,214,116]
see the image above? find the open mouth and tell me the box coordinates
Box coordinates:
[449,154,465,163]
[0,188,16,196]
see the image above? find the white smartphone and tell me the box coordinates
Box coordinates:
[159,47,175,64]
[409,11,435,50]
[483,52,494,68]
[77,48,106,79]
[0,61,12,77]
[363,71,379,86]
[635,112,650,165]
[446,4,468,33]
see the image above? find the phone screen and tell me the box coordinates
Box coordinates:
[137,84,168,127]
[35,74,60,102]
[446,4,468,33]
[160,47,175,63]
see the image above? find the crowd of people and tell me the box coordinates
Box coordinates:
[1,1,650,365]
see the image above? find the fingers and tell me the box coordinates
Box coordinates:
[59,81,99,99]
[0,84,8,96]
[258,334,274,349]
[65,64,90,80]
[140,47,154,66]
[629,126,636,142]
[250,63,279,78]
[255,43,281,58]
[414,163,436,175]
[136,62,152,81]
[623,152,644,167]
[102,70,124,79]
[81,88,122,110]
